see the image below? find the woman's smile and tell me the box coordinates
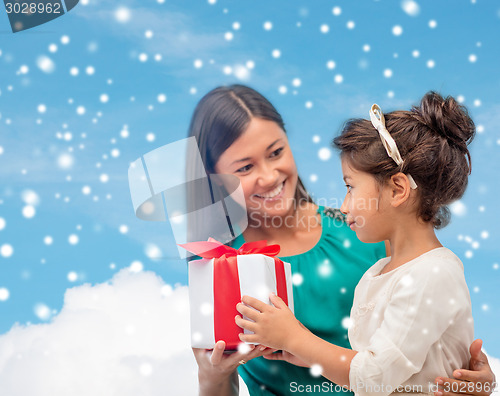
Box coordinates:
[254,180,285,200]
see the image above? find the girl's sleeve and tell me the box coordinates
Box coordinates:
[348,258,471,396]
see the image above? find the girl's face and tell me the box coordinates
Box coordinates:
[214,117,299,222]
[340,157,391,243]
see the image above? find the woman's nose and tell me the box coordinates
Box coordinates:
[256,164,279,187]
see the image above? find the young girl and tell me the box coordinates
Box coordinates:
[235,92,477,395]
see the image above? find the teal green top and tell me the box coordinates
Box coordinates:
[236,206,386,396]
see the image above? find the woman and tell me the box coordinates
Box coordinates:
[187,84,495,396]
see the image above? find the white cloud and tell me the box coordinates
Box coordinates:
[0,269,200,395]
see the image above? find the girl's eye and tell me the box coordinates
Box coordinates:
[345,184,352,193]
[236,164,253,173]
[270,147,284,158]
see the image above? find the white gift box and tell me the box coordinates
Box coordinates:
[188,253,294,350]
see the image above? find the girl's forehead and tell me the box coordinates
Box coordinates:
[340,156,356,174]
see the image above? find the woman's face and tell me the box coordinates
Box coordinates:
[214,117,299,222]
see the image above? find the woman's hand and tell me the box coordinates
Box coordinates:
[434,339,497,396]
[235,293,307,351]
[264,350,310,368]
[193,340,276,396]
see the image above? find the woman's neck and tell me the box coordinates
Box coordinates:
[243,202,321,254]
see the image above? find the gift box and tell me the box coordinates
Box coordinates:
[179,239,294,350]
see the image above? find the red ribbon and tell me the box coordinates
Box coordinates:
[179,238,280,259]
[180,239,287,350]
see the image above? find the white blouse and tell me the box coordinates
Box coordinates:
[348,247,474,396]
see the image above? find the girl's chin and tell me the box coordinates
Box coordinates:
[354,232,383,245]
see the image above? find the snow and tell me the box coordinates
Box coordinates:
[115,7,132,23]
[36,56,55,74]
[22,205,36,219]
[1,244,14,258]
[263,21,273,31]
[310,364,323,377]
[402,0,420,17]
[0,288,9,301]
[68,234,79,245]
[318,147,332,161]
[392,25,403,36]
[292,273,304,286]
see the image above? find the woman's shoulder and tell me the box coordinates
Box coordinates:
[319,206,347,223]
[316,205,347,229]
[316,205,386,258]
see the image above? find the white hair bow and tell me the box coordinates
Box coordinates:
[369,104,418,189]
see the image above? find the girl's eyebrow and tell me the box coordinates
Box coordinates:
[343,175,353,182]
[230,139,283,165]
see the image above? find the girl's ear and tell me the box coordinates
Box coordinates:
[389,173,412,208]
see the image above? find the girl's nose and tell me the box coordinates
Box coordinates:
[340,195,349,215]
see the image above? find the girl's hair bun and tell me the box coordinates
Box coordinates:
[412,91,475,152]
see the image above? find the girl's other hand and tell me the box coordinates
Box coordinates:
[263,350,310,368]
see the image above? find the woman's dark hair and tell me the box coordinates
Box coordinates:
[188,84,313,204]
[333,91,475,229]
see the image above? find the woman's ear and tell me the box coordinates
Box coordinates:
[389,173,412,208]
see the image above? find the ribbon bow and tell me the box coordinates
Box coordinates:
[179,238,280,259]
[369,104,418,190]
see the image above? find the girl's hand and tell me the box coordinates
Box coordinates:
[193,340,276,396]
[434,339,497,396]
[235,293,305,351]
[264,350,310,368]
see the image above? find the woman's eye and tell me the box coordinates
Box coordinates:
[270,147,284,157]
[236,164,253,173]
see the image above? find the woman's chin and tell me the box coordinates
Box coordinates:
[247,203,296,226]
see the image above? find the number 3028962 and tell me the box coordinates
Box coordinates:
[5,2,62,14]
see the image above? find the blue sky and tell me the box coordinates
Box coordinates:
[1,0,499,362]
